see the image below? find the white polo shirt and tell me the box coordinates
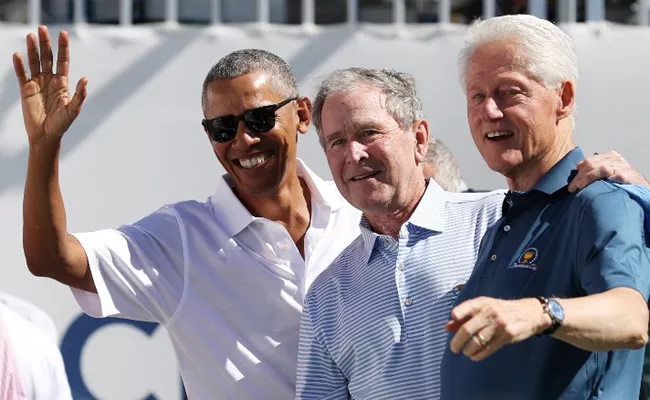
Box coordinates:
[70,160,362,399]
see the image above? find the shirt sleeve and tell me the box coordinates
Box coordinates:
[296,298,350,400]
[70,206,186,324]
[575,188,650,300]
[614,183,650,237]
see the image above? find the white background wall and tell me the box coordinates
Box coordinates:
[0,23,649,399]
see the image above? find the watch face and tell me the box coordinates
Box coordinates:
[548,300,565,321]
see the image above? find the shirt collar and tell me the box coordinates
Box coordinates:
[209,158,343,237]
[409,179,447,233]
[530,147,584,195]
[358,178,448,257]
[502,147,584,215]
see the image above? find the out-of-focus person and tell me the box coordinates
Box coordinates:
[0,293,72,400]
[422,138,467,192]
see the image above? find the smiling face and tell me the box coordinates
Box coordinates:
[465,40,574,187]
[320,84,428,215]
[203,70,310,197]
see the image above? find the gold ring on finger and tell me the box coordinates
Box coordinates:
[476,332,487,347]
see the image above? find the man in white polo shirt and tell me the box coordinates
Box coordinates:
[14,26,359,399]
[13,26,644,399]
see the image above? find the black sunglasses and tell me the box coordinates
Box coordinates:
[202,97,298,143]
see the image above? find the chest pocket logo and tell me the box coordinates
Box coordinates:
[509,247,539,271]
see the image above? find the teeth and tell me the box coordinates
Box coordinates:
[487,131,513,138]
[352,172,376,181]
[239,153,270,169]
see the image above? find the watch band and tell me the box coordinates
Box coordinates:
[536,296,562,335]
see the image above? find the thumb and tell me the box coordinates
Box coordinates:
[68,77,88,119]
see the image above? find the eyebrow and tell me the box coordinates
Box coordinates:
[324,131,343,145]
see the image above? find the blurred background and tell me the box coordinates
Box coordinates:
[1,1,649,399]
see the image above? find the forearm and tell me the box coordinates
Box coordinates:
[23,139,88,283]
[551,287,648,351]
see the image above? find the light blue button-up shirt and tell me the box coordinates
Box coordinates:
[296,182,505,400]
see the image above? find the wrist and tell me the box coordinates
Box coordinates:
[28,136,63,153]
[531,297,553,335]
[536,297,565,336]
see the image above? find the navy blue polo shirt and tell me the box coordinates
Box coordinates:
[441,147,650,400]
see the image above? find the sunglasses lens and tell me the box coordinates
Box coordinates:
[245,107,276,133]
[208,117,238,143]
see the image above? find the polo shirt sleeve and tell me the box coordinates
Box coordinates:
[614,183,650,236]
[70,206,185,324]
[296,297,350,400]
[575,188,650,300]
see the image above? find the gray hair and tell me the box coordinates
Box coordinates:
[459,15,579,91]
[424,138,464,192]
[201,49,300,114]
[312,68,424,147]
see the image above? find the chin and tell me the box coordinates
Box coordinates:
[356,196,392,214]
[483,155,520,175]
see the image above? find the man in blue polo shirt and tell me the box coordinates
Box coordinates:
[441,15,650,399]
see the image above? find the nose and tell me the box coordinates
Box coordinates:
[481,97,504,122]
[345,140,368,164]
[230,120,260,151]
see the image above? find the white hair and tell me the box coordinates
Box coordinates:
[459,15,579,91]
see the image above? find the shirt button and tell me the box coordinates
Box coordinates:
[503,225,511,232]
[397,262,405,271]
[281,244,289,252]
[254,220,265,227]
[404,298,413,306]
[490,254,497,261]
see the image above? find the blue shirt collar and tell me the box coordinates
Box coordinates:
[529,147,584,195]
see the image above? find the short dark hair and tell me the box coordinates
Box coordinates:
[201,49,300,114]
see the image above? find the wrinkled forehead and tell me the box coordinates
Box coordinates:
[321,87,391,132]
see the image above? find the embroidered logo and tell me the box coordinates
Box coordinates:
[509,248,538,271]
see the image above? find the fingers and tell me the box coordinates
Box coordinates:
[450,297,486,322]
[445,318,467,333]
[461,331,489,358]
[38,25,54,74]
[68,77,89,119]
[569,165,613,192]
[12,53,29,87]
[468,329,507,362]
[449,309,490,354]
[56,30,70,77]
[26,32,40,78]
[568,153,618,192]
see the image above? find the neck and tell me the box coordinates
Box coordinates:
[506,132,575,192]
[235,170,312,253]
[364,177,427,239]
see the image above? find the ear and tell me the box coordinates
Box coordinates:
[297,96,312,135]
[556,80,575,122]
[413,119,430,164]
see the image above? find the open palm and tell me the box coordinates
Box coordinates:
[13,26,88,143]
